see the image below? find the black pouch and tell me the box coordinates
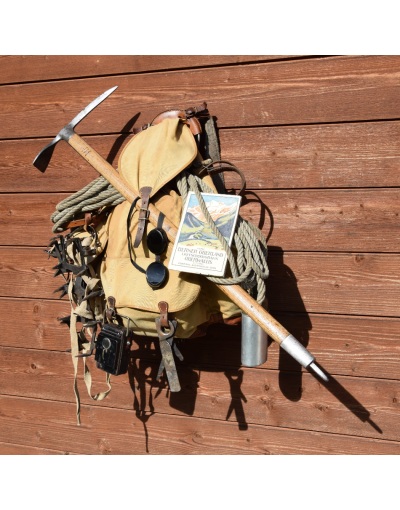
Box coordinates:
[95,323,132,376]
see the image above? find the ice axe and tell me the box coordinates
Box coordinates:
[33,87,329,382]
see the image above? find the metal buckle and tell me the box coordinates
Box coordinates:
[139,208,150,220]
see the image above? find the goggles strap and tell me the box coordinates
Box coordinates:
[127,197,146,275]
[127,201,168,287]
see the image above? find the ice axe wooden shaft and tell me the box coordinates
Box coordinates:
[33,87,328,381]
[67,135,328,382]
[70,132,287,335]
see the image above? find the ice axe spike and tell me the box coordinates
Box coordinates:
[33,86,118,172]
[32,87,329,383]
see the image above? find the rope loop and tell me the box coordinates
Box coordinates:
[49,164,269,303]
[176,169,268,304]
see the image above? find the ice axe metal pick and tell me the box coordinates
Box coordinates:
[33,86,118,172]
[33,87,329,383]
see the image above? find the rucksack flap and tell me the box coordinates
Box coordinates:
[119,118,198,199]
[100,183,241,338]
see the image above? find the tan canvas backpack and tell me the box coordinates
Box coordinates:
[49,105,268,423]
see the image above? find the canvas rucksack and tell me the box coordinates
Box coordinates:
[48,103,268,423]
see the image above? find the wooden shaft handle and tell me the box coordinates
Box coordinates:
[68,133,179,238]
[69,133,137,203]
[68,133,290,345]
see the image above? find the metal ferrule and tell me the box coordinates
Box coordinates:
[241,312,268,367]
[280,334,315,368]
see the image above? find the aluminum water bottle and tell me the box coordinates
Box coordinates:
[241,312,268,367]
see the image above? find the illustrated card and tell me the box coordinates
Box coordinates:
[168,192,242,277]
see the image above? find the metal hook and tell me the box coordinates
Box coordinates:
[118,313,132,334]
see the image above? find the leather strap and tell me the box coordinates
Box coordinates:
[199,160,247,197]
[188,117,201,135]
[158,301,169,328]
[133,186,152,248]
[155,212,166,263]
[132,102,208,136]
[106,296,116,322]
[84,213,92,232]
[59,209,106,232]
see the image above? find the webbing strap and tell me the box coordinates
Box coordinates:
[68,276,112,426]
[69,279,81,426]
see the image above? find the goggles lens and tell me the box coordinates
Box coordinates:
[147,228,167,255]
[146,261,167,288]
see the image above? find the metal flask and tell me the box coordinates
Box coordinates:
[241,312,268,367]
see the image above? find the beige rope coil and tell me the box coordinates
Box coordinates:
[50,167,268,303]
[51,175,125,233]
[176,170,268,304]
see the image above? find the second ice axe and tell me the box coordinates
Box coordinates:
[33,86,329,382]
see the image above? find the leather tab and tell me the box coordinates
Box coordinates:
[106,296,116,322]
[58,209,106,232]
[84,212,92,232]
[186,102,207,116]
[188,117,201,135]
[133,186,152,248]
[158,301,169,328]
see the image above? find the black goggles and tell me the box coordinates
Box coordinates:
[127,198,168,289]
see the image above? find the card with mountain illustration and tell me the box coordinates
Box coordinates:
[168,192,242,277]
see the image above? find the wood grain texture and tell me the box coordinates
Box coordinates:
[0,135,109,193]
[242,188,400,252]
[0,440,70,454]
[2,54,400,456]
[0,56,304,85]
[2,188,400,252]
[1,248,399,317]
[0,298,71,351]
[3,56,400,139]
[3,297,399,380]
[0,394,398,455]
[220,121,400,189]
[0,346,399,441]
[7,120,400,193]
[266,251,400,316]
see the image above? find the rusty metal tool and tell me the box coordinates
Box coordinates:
[156,335,184,382]
[33,87,329,383]
[155,319,181,391]
[46,235,87,278]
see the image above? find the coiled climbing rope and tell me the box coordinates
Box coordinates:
[50,167,268,304]
[176,170,268,303]
[50,175,125,233]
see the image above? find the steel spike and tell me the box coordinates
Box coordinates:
[309,362,329,382]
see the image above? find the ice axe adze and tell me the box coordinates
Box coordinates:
[33,87,329,382]
[33,86,118,172]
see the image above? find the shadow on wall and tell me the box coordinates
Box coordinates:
[267,246,382,435]
[267,246,313,402]
[105,113,141,165]
[123,179,382,449]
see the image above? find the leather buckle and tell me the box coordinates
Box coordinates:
[185,107,196,117]
[139,208,150,219]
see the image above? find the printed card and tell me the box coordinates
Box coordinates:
[168,192,242,277]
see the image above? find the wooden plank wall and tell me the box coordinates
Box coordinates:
[1,55,400,455]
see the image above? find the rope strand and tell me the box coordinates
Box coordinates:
[49,166,268,303]
[176,170,268,303]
